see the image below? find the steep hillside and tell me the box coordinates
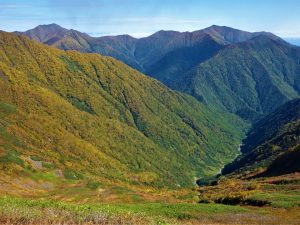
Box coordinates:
[0,31,246,188]
[222,99,300,176]
[178,36,300,121]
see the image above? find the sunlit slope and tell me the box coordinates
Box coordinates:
[0,32,245,188]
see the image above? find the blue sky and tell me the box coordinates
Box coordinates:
[1,0,300,38]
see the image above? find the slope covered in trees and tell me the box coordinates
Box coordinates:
[0,31,246,188]
[178,36,300,121]
[222,99,300,176]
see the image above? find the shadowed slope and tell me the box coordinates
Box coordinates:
[222,99,300,176]
[178,36,300,121]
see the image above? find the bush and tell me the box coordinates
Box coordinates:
[246,182,260,190]
[86,181,101,190]
[64,169,84,180]
[215,195,271,206]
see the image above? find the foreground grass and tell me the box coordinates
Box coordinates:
[0,196,250,224]
[251,191,300,209]
[1,196,300,225]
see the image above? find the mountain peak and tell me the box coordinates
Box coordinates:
[206,25,230,29]
[201,25,253,44]
[38,23,62,28]
[204,25,240,32]
[31,23,67,32]
[149,30,180,38]
[17,23,69,43]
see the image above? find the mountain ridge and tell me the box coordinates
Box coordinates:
[15,24,283,72]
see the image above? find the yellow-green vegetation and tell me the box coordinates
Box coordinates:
[198,174,300,209]
[0,31,247,190]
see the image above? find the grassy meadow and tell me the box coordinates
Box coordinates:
[0,173,299,224]
[1,195,299,225]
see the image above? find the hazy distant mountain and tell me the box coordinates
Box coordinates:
[222,98,300,176]
[16,24,278,73]
[15,23,69,43]
[15,23,92,51]
[201,25,282,44]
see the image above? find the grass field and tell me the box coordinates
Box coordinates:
[0,195,300,225]
[0,174,300,224]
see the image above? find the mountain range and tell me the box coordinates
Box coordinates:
[15,24,280,70]
[16,24,300,121]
